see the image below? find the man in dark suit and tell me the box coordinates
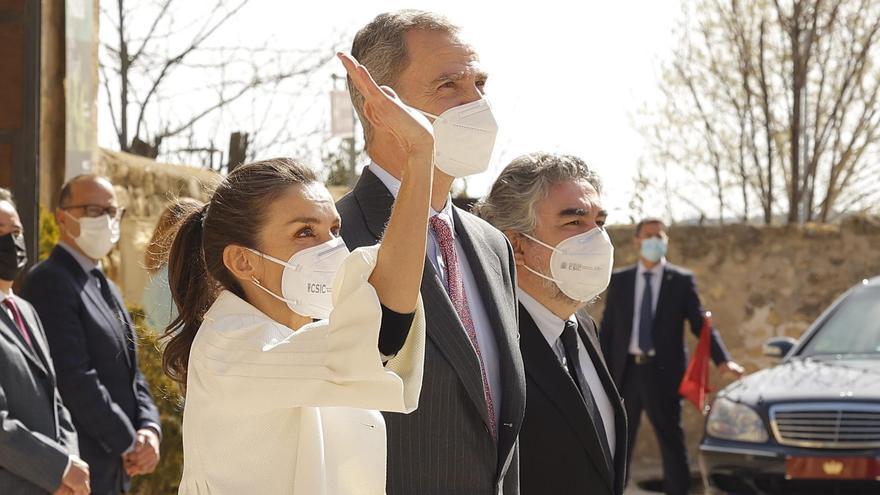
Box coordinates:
[0,189,89,495]
[338,10,526,494]
[476,153,628,495]
[22,176,161,495]
[599,218,744,495]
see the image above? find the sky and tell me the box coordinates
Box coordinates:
[98,0,683,224]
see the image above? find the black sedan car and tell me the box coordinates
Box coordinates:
[700,276,880,495]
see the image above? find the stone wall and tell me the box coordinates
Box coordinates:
[94,148,217,305]
[591,217,880,482]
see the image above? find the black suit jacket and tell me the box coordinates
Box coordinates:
[22,246,161,495]
[519,305,627,495]
[337,168,526,495]
[599,263,731,394]
[0,295,78,494]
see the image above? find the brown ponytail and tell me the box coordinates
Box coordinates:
[161,158,318,389]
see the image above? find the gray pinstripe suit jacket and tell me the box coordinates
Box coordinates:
[337,168,526,495]
[0,295,79,494]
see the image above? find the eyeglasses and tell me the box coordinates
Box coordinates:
[61,204,126,220]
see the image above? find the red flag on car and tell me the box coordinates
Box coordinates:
[678,311,713,414]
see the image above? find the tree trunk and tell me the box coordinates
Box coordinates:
[787,3,802,224]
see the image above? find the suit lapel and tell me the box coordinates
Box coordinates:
[108,280,138,368]
[0,305,48,376]
[421,260,493,430]
[620,267,636,326]
[52,246,133,369]
[615,267,637,361]
[84,279,133,367]
[577,315,628,486]
[352,168,396,241]
[520,306,614,492]
[453,207,526,475]
[352,169,494,434]
[14,297,53,374]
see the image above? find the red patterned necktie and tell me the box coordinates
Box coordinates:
[430,214,497,439]
[3,298,33,349]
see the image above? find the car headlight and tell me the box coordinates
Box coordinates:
[706,397,769,443]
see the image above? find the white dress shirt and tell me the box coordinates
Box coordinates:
[369,162,502,422]
[628,259,666,356]
[517,288,616,458]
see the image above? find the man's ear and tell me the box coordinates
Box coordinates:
[223,245,259,283]
[505,230,527,267]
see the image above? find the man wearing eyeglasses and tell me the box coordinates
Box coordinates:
[22,175,161,495]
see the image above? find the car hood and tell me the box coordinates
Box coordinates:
[719,357,880,405]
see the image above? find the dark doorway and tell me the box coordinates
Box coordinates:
[0,0,41,275]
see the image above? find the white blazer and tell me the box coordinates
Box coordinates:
[178,245,425,495]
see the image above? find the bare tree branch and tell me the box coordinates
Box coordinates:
[641,0,880,225]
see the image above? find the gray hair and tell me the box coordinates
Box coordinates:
[474,153,602,234]
[348,10,460,145]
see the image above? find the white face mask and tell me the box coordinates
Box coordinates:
[416,98,498,178]
[65,212,120,260]
[521,228,615,303]
[246,236,350,320]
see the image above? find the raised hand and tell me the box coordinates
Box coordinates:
[337,52,434,159]
[338,53,434,314]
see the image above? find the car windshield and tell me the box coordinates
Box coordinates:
[799,286,880,358]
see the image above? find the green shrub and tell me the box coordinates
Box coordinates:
[129,306,184,494]
[38,207,60,261]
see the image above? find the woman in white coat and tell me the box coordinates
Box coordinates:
[162,53,435,495]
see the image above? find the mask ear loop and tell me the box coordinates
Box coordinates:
[60,210,83,240]
[518,232,563,284]
[522,264,562,285]
[245,248,299,306]
[250,275,299,306]
[244,247,303,271]
[520,232,559,253]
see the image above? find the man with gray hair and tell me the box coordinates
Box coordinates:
[476,153,628,495]
[337,10,525,495]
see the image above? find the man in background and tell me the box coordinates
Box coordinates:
[0,187,89,495]
[23,175,161,495]
[599,218,744,495]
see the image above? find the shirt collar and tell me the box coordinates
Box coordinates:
[59,241,100,274]
[517,287,577,349]
[637,257,666,278]
[0,287,12,302]
[369,161,455,235]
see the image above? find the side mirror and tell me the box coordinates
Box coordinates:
[763,337,798,359]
